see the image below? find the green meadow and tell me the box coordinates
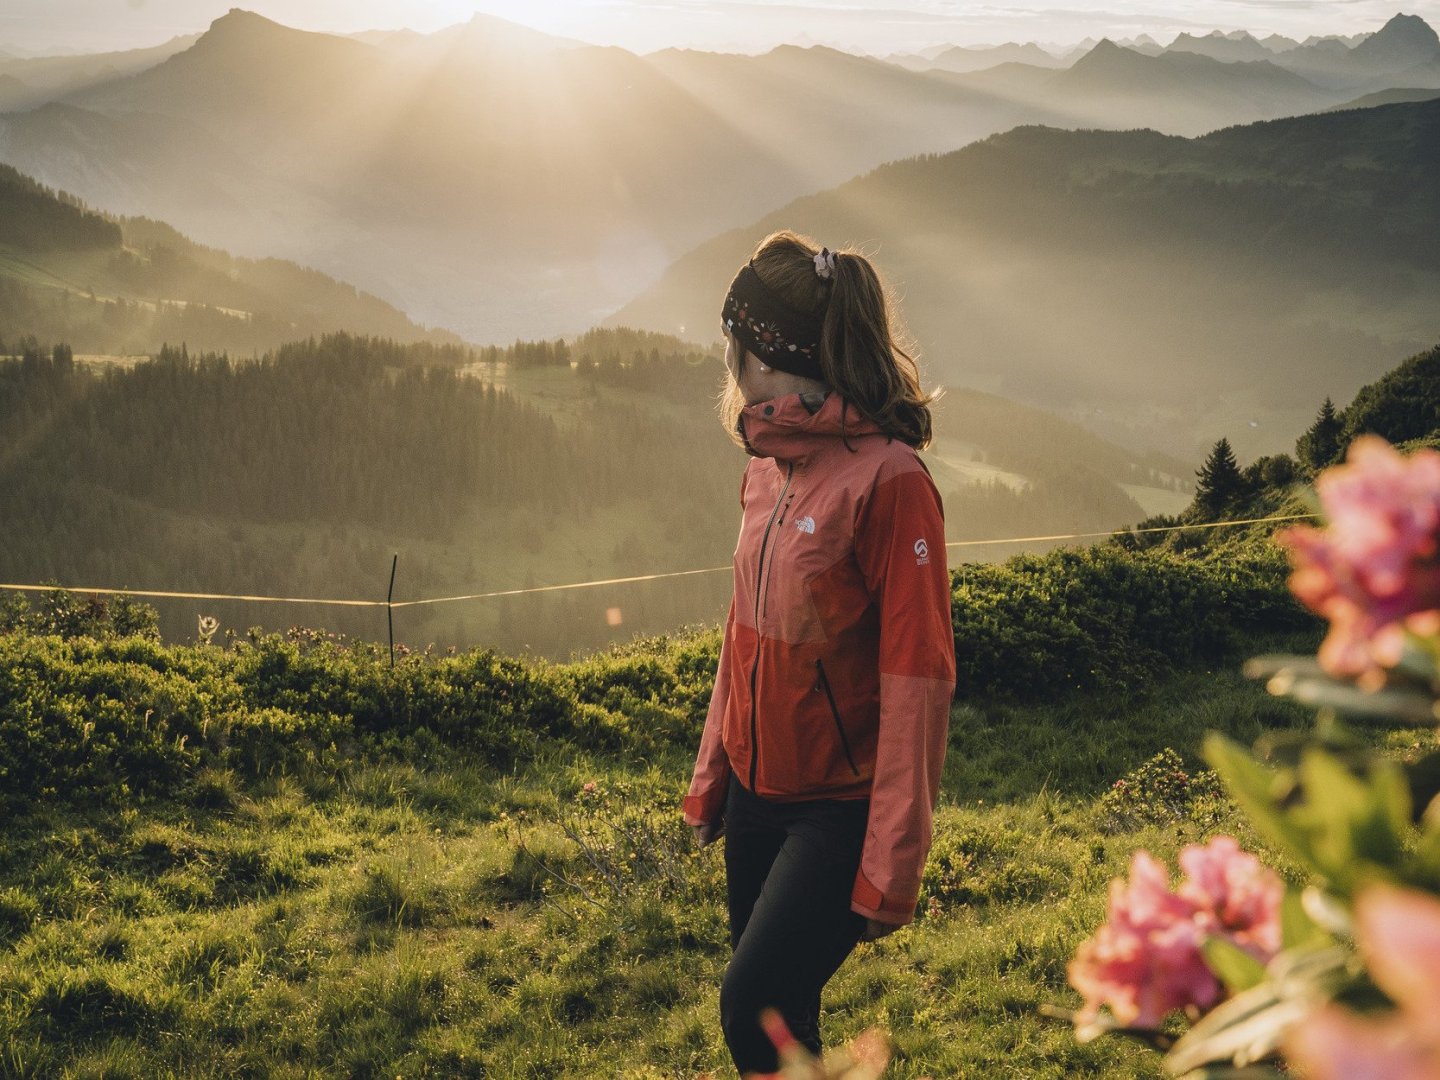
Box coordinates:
[0,565,1352,1078]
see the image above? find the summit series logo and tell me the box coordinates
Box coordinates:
[914,538,930,566]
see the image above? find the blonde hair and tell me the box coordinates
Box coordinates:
[720,230,935,449]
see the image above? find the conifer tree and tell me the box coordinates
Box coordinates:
[1296,397,1344,474]
[1193,437,1247,519]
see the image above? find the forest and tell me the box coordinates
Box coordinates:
[0,328,1180,656]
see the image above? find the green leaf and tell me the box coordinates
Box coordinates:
[1371,759,1414,839]
[1290,678,1435,724]
[1297,887,1352,940]
[1279,888,1330,951]
[1203,735,1315,873]
[1293,749,1407,889]
[1163,983,1303,1075]
[1413,815,1440,891]
[1164,946,1349,1075]
[1406,751,1440,823]
[1202,936,1267,994]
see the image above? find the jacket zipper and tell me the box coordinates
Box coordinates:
[748,462,794,791]
[761,490,795,620]
[815,658,860,776]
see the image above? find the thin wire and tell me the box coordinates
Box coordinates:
[0,584,385,607]
[943,512,1316,549]
[0,511,1316,610]
[391,566,734,608]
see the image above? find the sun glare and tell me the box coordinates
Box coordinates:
[464,0,601,37]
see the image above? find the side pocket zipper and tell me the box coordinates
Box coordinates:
[815,658,860,777]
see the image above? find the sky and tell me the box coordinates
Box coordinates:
[2,0,1438,57]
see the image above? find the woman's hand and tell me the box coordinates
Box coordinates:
[691,820,725,847]
[861,917,901,943]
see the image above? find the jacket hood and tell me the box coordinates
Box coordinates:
[739,391,886,464]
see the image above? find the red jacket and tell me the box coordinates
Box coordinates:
[684,390,956,925]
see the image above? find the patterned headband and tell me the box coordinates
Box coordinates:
[721,263,825,381]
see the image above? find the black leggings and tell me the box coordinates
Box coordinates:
[720,773,870,1075]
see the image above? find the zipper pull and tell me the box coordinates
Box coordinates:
[776,493,795,528]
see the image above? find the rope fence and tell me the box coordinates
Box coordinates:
[0,512,1315,611]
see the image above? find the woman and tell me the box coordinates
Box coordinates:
[683,231,956,1075]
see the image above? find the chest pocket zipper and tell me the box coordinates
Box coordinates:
[761,491,795,621]
[815,658,860,777]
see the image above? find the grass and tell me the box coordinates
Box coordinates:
[0,663,1330,1078]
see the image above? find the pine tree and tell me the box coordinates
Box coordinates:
[1193,437,1247,519]
[1296,397,1344,474]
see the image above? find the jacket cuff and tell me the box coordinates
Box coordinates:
[682,781,728,828]
[851,868,917,925]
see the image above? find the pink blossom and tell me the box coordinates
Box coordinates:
[1069,851,1220,1030]
[582,781,597,793]
[1286,885,1440,1080]
[1069,838,1284,1032]
[1177,836,1283,958]
[1277,436,1440,684]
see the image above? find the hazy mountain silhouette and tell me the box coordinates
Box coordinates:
[1043,40,1327,133]
[1324,86,1440,111]
[611,100,1440,459]
[946,37,1341,136]
[0,160,459,353]
[1259,34,1304,53]
[888,42,1065,74]
[1350,13,1440,71]
[1166,31,1274,64]
[0,33,197,111]
[1273,14,1440,89]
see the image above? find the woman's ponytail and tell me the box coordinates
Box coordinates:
[742,231,935,449]
[819,252,933,449]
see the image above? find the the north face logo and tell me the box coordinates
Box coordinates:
[914,538,930,565]
[796,516,816,534]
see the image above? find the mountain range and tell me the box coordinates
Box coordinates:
[612,98,1440,459]
[1,10,1436,342]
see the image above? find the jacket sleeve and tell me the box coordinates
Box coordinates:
[682,598,735,827]
[849,463,956,924]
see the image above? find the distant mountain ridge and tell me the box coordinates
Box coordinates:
[611,99,1440,459]
[0,32,198,111]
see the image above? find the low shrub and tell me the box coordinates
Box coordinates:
[0,533,1314,815]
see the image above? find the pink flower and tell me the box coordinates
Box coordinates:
[1177,836,1283,958]
[1070,851,1220,1030]
[1069,838,1284,1032]
[1277,436,1440,684]
[1286,884,1440,1080]
[582,781,597,793]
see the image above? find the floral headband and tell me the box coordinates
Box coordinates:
[720,262,826,380]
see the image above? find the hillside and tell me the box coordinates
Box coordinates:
[0,162,458,354]
[611,99,1440,459]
